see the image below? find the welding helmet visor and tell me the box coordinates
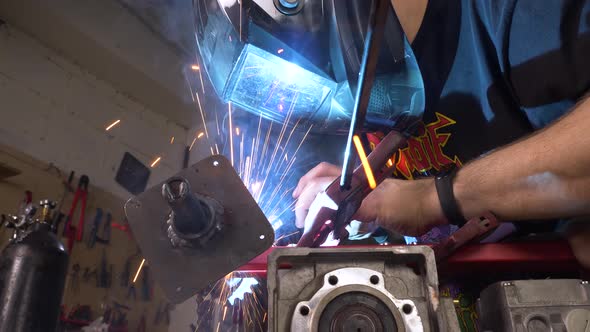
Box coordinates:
[193,0,424,134]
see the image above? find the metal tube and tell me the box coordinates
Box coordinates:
[162,178,211,236]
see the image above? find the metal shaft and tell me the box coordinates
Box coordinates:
[162,178,211,235]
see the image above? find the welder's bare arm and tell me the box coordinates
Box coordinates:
[296,97,590,238]
[454,95,590,221]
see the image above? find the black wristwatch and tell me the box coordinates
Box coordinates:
[434,165,467,227]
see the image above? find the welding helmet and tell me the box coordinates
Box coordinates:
[193,0,424,134]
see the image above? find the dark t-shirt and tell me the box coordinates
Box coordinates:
[385,0,590,180]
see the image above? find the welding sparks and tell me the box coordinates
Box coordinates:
[353,135,377,189]
[185,44,325,332]
[189,138,197,151]
[150,157,162,168]
[105,119,121,131]
[195,93,209,139]
[191,65,200,71]
[132,258,146,283]
[194,272,267,331]
[185,65,314,238]
[251,181,262,196]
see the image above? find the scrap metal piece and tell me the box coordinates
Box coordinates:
[268,246,460,332]
[477,279,590,332]
[125,155,274,303]
[162,178,223,248]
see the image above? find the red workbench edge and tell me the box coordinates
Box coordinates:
[236,241,580,276]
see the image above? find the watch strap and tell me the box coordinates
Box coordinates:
[435,168,467,227]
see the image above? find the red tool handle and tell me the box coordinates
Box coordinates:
[64,190,81,236]
[75,191,87,242]
[297,131,407,247]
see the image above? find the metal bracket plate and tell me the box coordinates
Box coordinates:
[125,155,274,303]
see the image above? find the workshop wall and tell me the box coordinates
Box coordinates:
[0,23,188,200]
[0,144,170,331]
[0,23,196,331]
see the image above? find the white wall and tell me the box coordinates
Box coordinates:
[0,24,188,199]
[0,0,196,126]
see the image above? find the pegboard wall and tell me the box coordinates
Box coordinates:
[0,145,170,331]
[0,23,188,200]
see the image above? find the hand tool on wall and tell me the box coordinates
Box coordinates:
[120,257,131,288]
[53,171,74,229]
[163,303,172,325]
[88,209,112,248]
[52,212,65,234]
[87,208,103,248]
[153,302,162,325]
[66,305,93,322]
[136,311,146,332]
[110,302,130,328]
[97,212,111,244]
[127,285,137,301]
[0,214,6,236]
[82,267,97,284]
[69,263,80,294]
[97,250,112,288]
[153,302,172,325]
[112,218,133,241]
[63,175,89,252]
[120,249,140,288]
[140,266,151,302]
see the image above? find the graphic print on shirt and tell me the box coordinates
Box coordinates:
[368,112,462,180]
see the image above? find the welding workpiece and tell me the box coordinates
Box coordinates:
[126,156,274,303]
[162,177,223,248]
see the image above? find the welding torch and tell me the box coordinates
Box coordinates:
[297,0,401,247]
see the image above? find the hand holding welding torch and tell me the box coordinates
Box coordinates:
[294,162,448,246]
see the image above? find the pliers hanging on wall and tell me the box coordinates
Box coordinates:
[87,208,111,248]
[87,208,103,249]
[63,175,89,252]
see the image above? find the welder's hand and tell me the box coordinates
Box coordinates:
[354,178,447,236]
[293,162,342,229]
[294,162,377,241]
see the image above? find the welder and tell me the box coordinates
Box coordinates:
[193,0,590,267]
[294,0,590,268]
